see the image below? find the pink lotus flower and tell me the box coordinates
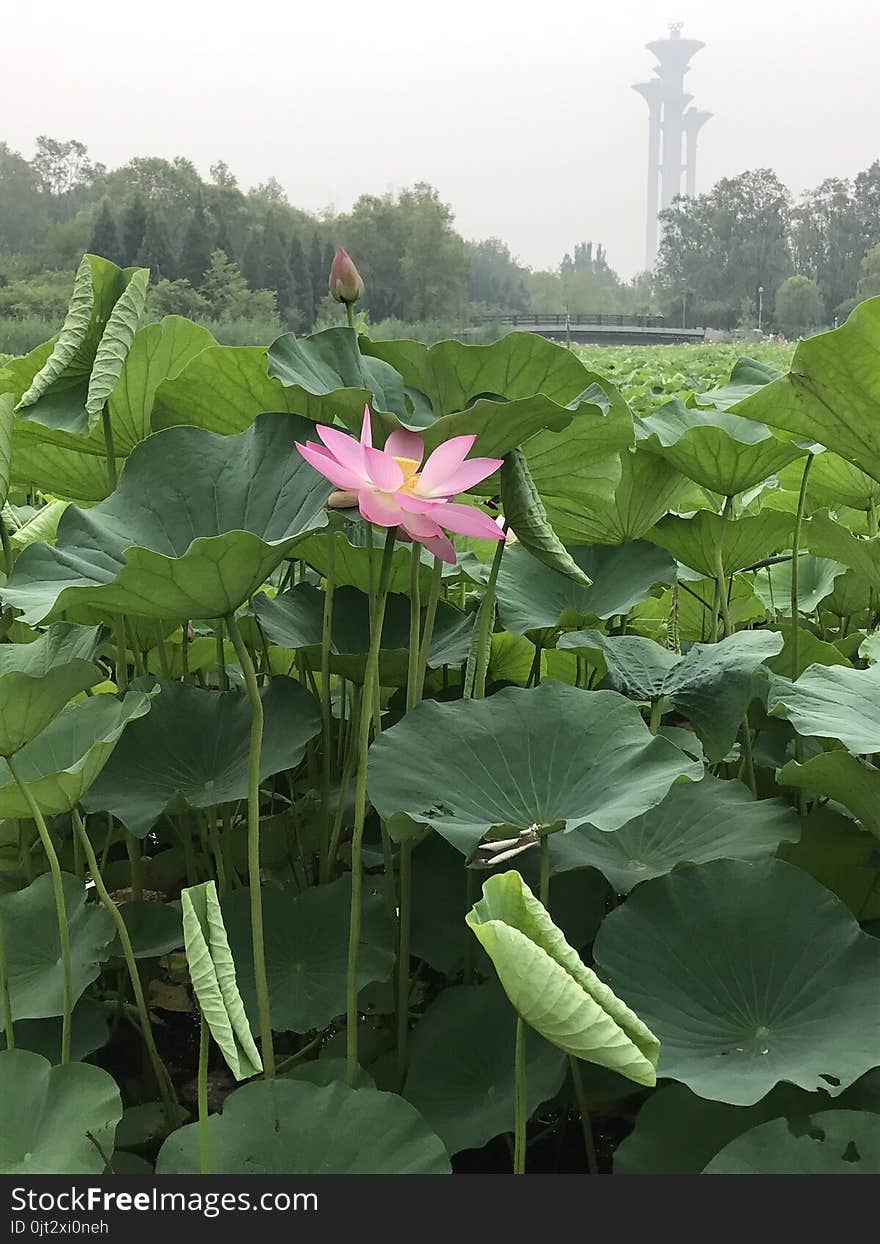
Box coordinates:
[328,247,364,304]
[296,406,505,563]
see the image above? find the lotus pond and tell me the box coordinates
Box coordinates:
[0,253,879,1177]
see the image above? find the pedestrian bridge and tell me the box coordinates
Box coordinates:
[469,313,705,346]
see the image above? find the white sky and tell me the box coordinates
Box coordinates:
[4,0,879,276]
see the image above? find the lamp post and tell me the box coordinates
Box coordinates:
[758,285,764,333]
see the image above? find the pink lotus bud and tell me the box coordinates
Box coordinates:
[328,247,364,304]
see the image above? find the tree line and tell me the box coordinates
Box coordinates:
[655,164,880,333]
[1,136,880,342]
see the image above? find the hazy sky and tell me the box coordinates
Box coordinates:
[4,0,879,276]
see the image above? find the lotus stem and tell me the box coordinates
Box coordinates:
[345,303,356,331]
[513,1016,527,1174]
[569,1056,599,1175]
[414,556,443,700]
[539,835,550,907]
[406,543,422,710]
[72,809,178,1125]
[396,837,414,1087]
[346,526,397,1087]
[113,618,129,689]
[0,914,14,1050]
[0,518,12,576]
[214,621,228,691]
[101,406,118,491]
[125,832,143,901]
[7,754,71,1065]
[464,527,507,700]
[791,454,814,682]
[320,528,336,874]
[224,610,275,1080]
[712,496,734,640]
[198,1011,211,1175]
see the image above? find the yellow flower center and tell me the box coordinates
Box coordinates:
[393,456,422,494]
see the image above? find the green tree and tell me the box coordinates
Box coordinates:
[88,198,124,265]
[0,142,47,251]
[121,192,148,265]
[774,275,823,336]
[263,213,295,315]
[147,278,209,319]
[200,248,279,323]
[468,238,530,312]
[136,208,177,282]
[288,234,313,327]
[657,169,793,328]
[858,243,880,299]
[241,227,266,290]
[179,192,213,288]
[792,178,862,320]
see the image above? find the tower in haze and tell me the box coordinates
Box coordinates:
[633,23,711,269]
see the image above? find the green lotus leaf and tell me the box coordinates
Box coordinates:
[570,446,692,545]
[696,356,782,410]
[803,511,880,585]
[362,332,597,456]
[780,806,880,920]
[10,428,121,503]
[500,448,592,586]
[502,391,634,544]
[764,624,851,679]
[0,873,114,1020]
[253,584,473,686]
[151,343,306,435]
[0,1049,122,1175]
[9,501,68,555]
[703,1110,880,1174]
[768,662,880,754]
[467,870,659,1084]
[753,554,847,616]
[2,413,333,624]
[111,900,183,959]
[16,256,148,438]
[404,983,567,1155]
[83,677,320,837]
[648,509,795,578]
[368,681,702,855]
[182,880,262,1081]
[0,1001,110,1064]
[637,398,806,495]
[550,774,799,893]
[778,752,880,836]
[156,1077,450,1174]
[780,452,880,512]
[614,1075,880,1174]
[0,394,11,509]
[560,629,782,760]
[266,327,412,433]
[222,875,394,1033]
[0,690,153,817]
[0,622,104,756]
[734,299,880,482]
[594,857,880,1105]
[294,519,448,596]
[494,540,676,636]
[85,267,150,417]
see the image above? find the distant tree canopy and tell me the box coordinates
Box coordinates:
[656,161,880,330]
[2,136,880,336]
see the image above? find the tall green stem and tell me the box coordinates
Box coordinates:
[396,837,413,1087]
[198,1013,211,1174]
[0,518,12,577]
[406,542,422,710]
[464,530,507,700]
[72,810,177,1122]
[0,914,14,1050]
[712,496,734,640]
[320,529,336,872]
[790,455,814,682]
[214,621,229,691]
[225,611,275,1080]
[539,834,550,907]
[8,754,71,1064]
[569,1056,599,1174]
[101,407,118,492]
[414,556,443,700]
[513,1016,527,1174]
[346,527,397,1086]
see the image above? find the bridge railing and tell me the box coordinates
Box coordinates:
[470,312,667,328]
